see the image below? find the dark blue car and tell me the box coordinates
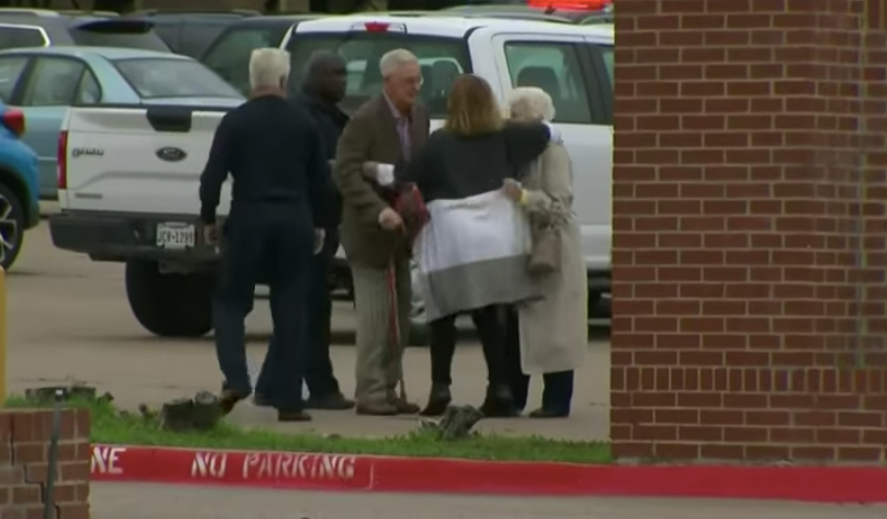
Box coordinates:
[0,101,40,269]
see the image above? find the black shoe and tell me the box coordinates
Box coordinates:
[278,409,312,422]
[306,392,355,410]
[528,407,570,419]
[419,384,452,417]
[219,389,251,416]
[479,384,519,418]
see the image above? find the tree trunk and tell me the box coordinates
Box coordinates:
[191,391,222,431]
[159,398,195,432]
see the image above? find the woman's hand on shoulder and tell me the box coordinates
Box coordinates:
[502,178,524,203]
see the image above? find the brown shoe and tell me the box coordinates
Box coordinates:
[356,402,398,416]
[390,398,420,415]
[278,410,312,422]
[219,389,250,416]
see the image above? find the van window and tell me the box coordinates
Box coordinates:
[20,57,86,107]
[201,26,290,94]
[286,33,470,117]
[175,21,232,59]
[503,41,592,124]
[598,45,613,86]
[0,25,47,50]
[0,56,28,103]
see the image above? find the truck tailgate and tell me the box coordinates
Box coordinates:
[59,105,236,215]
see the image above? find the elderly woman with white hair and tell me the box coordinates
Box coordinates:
[501,87,588,418]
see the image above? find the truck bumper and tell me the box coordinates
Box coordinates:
[48,210,218,264]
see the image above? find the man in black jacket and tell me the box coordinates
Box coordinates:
[199,48,334,422]
[254,51,354,410]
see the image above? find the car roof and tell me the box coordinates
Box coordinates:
[128,9,260,17]
[225,14,323,29]
[296,14,613,39]
[441,5,597,23]
[0,45,188,60]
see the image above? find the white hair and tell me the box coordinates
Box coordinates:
[507,87,556,122]
[249,48,291,90]
[379,48,418,77]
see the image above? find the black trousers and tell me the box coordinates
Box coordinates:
[255,228,341,399]
[429,305,507,387]
[213,204,313,412]
[503,306,574,415]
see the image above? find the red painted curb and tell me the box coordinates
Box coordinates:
[89,444,887,502]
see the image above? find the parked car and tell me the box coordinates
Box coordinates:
[439,4,597,23]
[0,100,40,270]
[0,45,236,200]
[200,14,321,95]
[123,9,259,59]
[48,14,612,343]
[0,9,169,53]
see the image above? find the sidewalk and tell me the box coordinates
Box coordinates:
[90,482,887,519]
[7,225,611,441]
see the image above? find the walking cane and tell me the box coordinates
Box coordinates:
[386,183,428,405]
[386,246,408,403]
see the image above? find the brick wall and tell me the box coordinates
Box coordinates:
[611,0,887,462]
[0,409,91,519]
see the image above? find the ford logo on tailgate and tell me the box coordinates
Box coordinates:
[156,147,187,162]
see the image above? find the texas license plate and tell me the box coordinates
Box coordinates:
[156,222,195,250]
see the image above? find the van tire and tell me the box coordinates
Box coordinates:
[0,181,25,270]
[125,260,214,338]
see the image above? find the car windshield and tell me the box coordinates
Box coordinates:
[201,26,291,94]
[113,58,242,99]
[286,33,471,117]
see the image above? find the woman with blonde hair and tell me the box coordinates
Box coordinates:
[363,74,558,417]
[502,86,587,418]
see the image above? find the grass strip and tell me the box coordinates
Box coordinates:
[3,396,611,464]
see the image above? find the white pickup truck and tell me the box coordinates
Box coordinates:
[49,14,613,341]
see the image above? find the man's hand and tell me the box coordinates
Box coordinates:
[313,228,325,255]
[502,178,523,202]
[203,223,219,246]
[378,207,403,231]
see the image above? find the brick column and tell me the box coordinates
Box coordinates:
[611,0,887,462]
[0,409,91,519]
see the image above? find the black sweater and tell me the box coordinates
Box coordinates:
[199,95,335,228]
[395,123,551,203]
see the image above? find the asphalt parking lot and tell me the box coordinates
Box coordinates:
[6,222,609,440]
[91,483,887,519]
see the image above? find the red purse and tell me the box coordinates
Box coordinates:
[393,183,429,243]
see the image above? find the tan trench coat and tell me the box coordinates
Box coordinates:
[516,143,588,374]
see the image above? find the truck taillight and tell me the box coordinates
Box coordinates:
[1,108,25,137]
[57,130,68,190]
